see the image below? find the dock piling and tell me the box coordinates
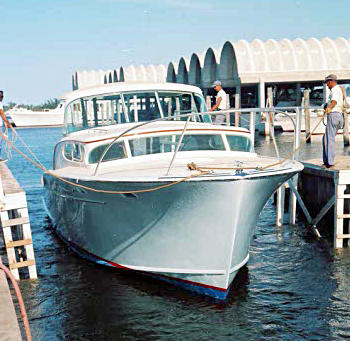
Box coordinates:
[0,162,37,279]
[304,90,311,143]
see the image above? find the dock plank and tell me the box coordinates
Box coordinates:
[0,258,22,341]
[303,156,350,171]
[0,162,24,196]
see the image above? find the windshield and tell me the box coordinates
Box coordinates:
[129,134,225,157]
[88,142,126,164]
[64,90,209,135]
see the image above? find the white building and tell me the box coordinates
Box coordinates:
[72,37,350,107]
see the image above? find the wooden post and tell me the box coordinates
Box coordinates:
[304,89,311,143]
[206,96,211,110]
[266,87,274,139]
[276,185,286,226]
[226,94,230,126]
[343,112,349,147]
[323,83,329,102]
[249,111,255,146]
[0,177,19,280]
[334,177,346,248]
[206,96,212,122]
[234,93,240,127]
[296,82,301,106]
[258,78,266,135]
[289,176,298,225]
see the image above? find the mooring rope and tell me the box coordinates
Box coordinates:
[188,110,327,173]
[0,130,210,194]
[0,109,327,195]
[1,126,17,161]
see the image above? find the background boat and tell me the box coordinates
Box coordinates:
[6,103,64,127]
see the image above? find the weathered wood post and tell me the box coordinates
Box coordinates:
[334,176,346,248]
[206,95,211,110]
[259,78,267,136]
[276,185,286,226]
[206,96,211,121]
[234,93,240,127]
[267,87,274,140]
[226,94,230,126]
[289,107,302,225]
[304,89,311,143]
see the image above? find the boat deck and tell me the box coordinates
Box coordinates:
[51,154,299,181]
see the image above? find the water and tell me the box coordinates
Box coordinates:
[2,128,350,340]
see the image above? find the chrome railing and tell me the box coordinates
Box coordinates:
[93,107,305,176]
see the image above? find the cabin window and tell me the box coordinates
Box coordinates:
[64,143,73,160]
[72,144,83,161]
[63,142,84,162]
[64,95,126,134]
[88,142,126,163]
[64,90,210,135]
[226,135,252,152]
[129,134,225,156]
[180,134,225,151]
[157,92,192,120]
[122,92,161,122]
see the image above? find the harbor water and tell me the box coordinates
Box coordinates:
[2,127,350,340]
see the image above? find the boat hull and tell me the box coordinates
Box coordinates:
[43,171,297,299]
[9,112,63,127]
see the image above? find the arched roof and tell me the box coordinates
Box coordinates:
[188,53,201,86]
[119,67,125,82]
[217,41,240,87]
[202,48,217,87]
[113,69,118,82]
[176,58,189,84]
[166,62,177,83]
[74,37,350,90]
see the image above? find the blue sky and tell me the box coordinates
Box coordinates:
[1,0,349,104]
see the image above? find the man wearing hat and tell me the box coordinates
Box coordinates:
[322,74,345,168]
[210,80,227,125]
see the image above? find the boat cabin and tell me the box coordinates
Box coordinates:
[63,83,211,135]
[53,122,254,170]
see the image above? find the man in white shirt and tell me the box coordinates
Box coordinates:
[322,74,344,167]
[210,80,227,125]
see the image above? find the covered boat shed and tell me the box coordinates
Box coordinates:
[73,37,350,108]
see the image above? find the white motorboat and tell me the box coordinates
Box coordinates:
[7,103,64,127]
[42,83,303,299]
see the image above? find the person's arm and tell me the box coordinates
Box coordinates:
[0,109,12,128]
[325,100,337,114]
[210,97,222,111]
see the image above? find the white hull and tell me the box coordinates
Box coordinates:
[9,111,64,127]
[43,169,299,298]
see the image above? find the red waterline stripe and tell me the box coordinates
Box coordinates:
[66,237,227,293]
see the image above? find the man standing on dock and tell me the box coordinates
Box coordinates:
[210,81,227,125]
[0,91,13,161]
[322,75,345,168]
[0,91,11,128]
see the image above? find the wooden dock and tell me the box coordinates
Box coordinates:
[298,156,350,248]
[0,257,22,341]
[0,161,37,279]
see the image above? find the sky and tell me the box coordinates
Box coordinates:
[0,0,349,105]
